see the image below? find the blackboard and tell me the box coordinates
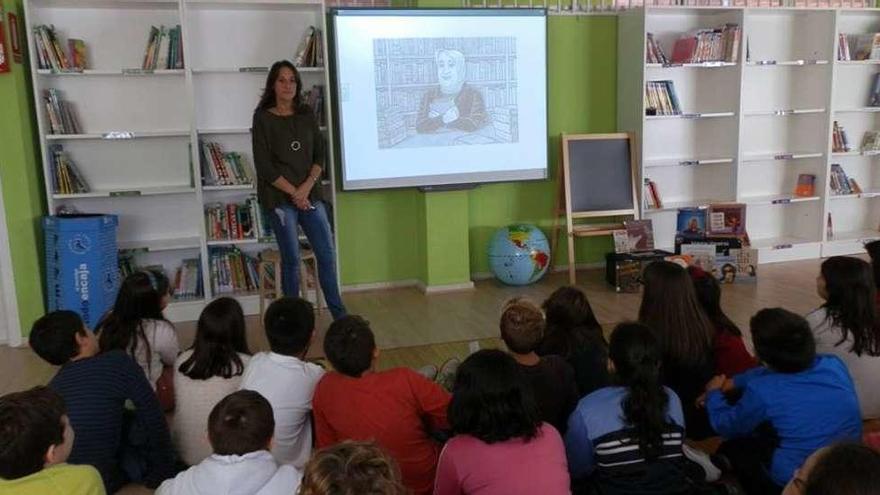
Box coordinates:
[562,133,637,217]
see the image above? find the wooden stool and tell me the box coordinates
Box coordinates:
[258,248,325,324]
[298,248,325,313]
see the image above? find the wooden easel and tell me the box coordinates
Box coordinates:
[550,133,639,285]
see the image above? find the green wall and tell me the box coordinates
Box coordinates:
[0,0,46,335]
[335,14,618,285]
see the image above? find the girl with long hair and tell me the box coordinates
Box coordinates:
[97,270,178,387]
[433,349,569,495]
[566,323,705,494]
[539,286,610,396]
[808,256,880,418]
[172,297,252,465]
[688,266,757,377]
[638,261,715,439]
[252,60,346,320]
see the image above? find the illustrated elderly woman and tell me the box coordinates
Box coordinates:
[415,49,489,134]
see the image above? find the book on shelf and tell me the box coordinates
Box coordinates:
[32,25,76,71]
[645,80,681,116]
[48,144,89,194]
[707,203,746,236]
[862,131,880,153]
[251,196,274,240]
[294,26,323,68]
[68,39,87,70]
[302,85,326,127]
[646,33,669,65]
[852,33,880,61]
[669,24,740,64]
[200,142,253,187]
[838,33,852,62]
[827,213,833,240]
[643,178,662,209]
[623,219,655,252]
[117,258,203,300]
[870,74,880,108]
[832,121,851,153]
[677,207,707,241]
[43,88,81,134]
[794,174,816,197]
[206,199,256,242]
[141,25,183,70]
[210,247,260,295]
[830,164,856,195]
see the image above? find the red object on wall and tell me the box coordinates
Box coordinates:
[8,12,22,63]
[0,17,10,73]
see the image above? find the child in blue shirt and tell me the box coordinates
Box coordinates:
[705,308,862,494]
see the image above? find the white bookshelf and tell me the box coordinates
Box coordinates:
[618,7,880,264]
[25,0,337,321]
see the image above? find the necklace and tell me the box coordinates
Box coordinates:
[288,114,302,152]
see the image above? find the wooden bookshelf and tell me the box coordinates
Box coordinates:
[25,0,337,321]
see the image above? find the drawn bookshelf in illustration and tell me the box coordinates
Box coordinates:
[374,37,518,149]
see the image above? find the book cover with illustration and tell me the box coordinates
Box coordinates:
[708,203,746,236]
[676,207,707,240]
[716,248,757,284]
[624,219,655,252]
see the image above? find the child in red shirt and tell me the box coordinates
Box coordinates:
[312,315,450,495]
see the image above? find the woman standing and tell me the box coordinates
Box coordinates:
[252,60,346,319]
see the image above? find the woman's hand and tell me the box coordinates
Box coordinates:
[291,181,313,209]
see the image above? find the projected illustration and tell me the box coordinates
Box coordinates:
[375,37,519,149]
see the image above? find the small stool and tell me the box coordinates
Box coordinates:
[258,248,325,324]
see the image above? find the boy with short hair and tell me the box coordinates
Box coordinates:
[28,310,174,492]
[156,390,301,495]
[240,297,324,469]
[706,308,862,495]
[0,386,104,494]
[500,298,579,434]
[313,315,450,495]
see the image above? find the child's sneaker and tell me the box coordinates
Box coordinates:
[416,364,438,381]
[682,443,722,482]
[437,357,461,392]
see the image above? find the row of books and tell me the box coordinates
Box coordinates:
[832,121,851,153]
[33,25,87,71]
[302,85,326,127]
[645,80,681,116]
[374,37,514,58]
[142,25,184,70]
[674,204,747,240]
[48,144,89,195]
[117,259,203,300]
[669,25,740,64]
[830,163,863,195]
[644,179,663,209]
[294,27,324,68]
[43,89,81,135]
[210,248,260,295]
[375,58,515,87]
[838,33,880,61]
[201,142,252,187]
[205,196,273,241]
[646,33,669,65]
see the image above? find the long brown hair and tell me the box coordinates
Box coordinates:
[638,261,713,367]
[255,60,303,112]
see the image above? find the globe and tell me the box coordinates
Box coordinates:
[488,224,551,286]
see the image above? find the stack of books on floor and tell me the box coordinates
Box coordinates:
[646,33,669,64]
[43,89,81,134]
[302,85,326,127]
[174,258,203,300]
[832,121,851,153]
[645,81,681,116]
[294,26,323,68]
[48,144,89,194]
[141,25,184,70]
[210,247,260,295]
[33,25,87,71]
[670,24,740,64]
[830,164,861,195]
[200,142,252,186]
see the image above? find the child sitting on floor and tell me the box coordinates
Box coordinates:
[156,390,300,495]
[0,386,105,495]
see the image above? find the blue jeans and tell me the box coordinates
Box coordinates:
[268,201,346,320]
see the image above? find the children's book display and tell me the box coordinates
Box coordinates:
[673,204,756,284]
[607,219,672,292]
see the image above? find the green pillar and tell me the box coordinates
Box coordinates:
[419,190,473,291]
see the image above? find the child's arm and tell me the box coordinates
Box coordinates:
[312,385,338,449]
[732,366,771,390]
[564,411,596,479]
[433,444,465,495]
[122,355,175,488]
[153,320,179,367]
[706,384,768,438]
[408,369,451,431]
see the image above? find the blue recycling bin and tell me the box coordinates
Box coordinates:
[43,214,119,329]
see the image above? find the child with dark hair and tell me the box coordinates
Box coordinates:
[28,311,174,492]
[0,386,104,494]
[240,297,323,469]
[173,297,252,465]
[863,239,880,293]
[300,441,407,495]
[539,286,610,396]
[799,443,880,495]
[706,308,862,495]
[434,349,569,495]
[313,315,450,495]
[639,261,716,439]
[157,390,300,495]
[500,298,579,434]
[688,266,758,377]
[96,270,179,388]
[808,256,880,418]
[566,323,705,494]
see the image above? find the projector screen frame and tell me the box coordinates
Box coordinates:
[328,7,549,192]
